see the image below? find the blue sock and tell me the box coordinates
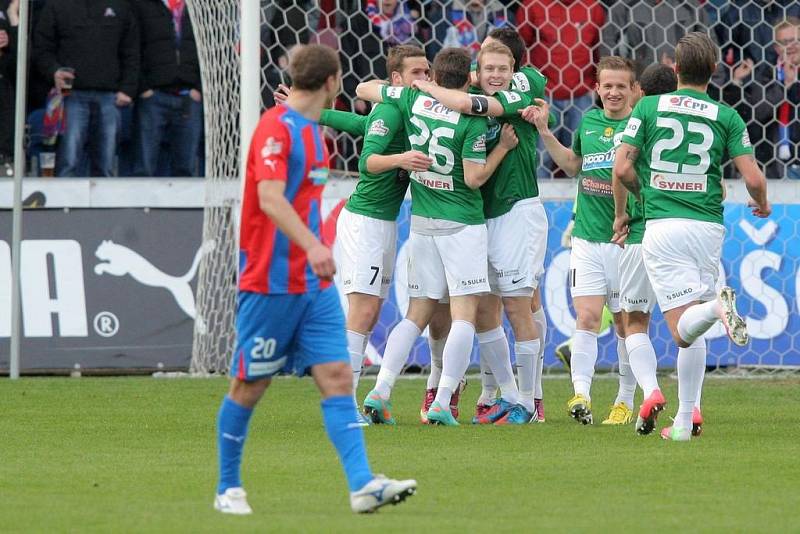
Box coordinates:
[321,396,373,492]
[217,396,254,494]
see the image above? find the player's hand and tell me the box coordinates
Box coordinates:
[561,219,575,249]
[308,243,336,281]
[611,214,630,248]
[748,199,772,218]
[274,83,291,104]
[520,98,550,132]
[499,123,518,150]
[411,79,434,92]
[397,150,432,172]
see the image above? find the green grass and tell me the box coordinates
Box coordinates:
[1,376,799,532]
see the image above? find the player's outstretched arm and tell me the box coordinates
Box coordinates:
[521,98,581,176]
[463,124,518,189]
[366,151,432,173]
[355,80,388,103]
[613,142,641,199]
[733,154,771,218]
[257,180,336,280]
[411,79,504,117]
[320,109,368,137]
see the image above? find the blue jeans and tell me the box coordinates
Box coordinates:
[56,90,120,177]
[538,92,595,178]
[134,90,203,177]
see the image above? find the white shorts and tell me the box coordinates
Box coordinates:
[642,218,724,312]
[487,198,548,297]
[408,224,489,299]
[335,207,396,298]
[619,244,656,313]
[569,237,621,312]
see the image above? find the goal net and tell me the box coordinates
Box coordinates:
[188,1,800,376]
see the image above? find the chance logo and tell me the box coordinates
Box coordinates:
[94,240,215,320]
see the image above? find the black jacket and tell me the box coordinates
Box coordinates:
[134,0,200,94]
[33,0,140,97]
[0,0,17,83]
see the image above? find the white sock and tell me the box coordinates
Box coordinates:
[615,336,637,408]
[677,300,721,344]
[532,307,547,399]
[478,350,498,404]
[346,330,366,402]
[676,337,706,430]
[695,364,705,409]
[375,319,420,399]
[571,330,598,400]
[434,320,475,408]
[514,339,540,412]
[477,327,518,404]
[427,336,445,389]
[626,333,660,397]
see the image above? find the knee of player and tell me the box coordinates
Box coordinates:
[575,311,603,332]
[347,301,381,332]
[314,361,353,396]
[228,377,271,408]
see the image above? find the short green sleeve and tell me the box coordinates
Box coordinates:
[620,99,647,149]
[359,105,404,171]
[493,89,532,118]
[726,111,755,159]
[462,116,488,163]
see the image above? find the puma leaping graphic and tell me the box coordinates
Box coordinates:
[94,240,215,319]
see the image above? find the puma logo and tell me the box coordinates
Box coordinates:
[93,240,215,319]
[263,159,277,171]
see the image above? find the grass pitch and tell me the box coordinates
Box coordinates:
[1,375,798,532]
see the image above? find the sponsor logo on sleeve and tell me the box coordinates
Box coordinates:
[613,132,624,147]
[742,130,752,147]
[623,117,641,138]
[657,95,719,120]
[472,134,486,152]
[412,96,460,124]
[309,167,330,185]
[499,90,522,104]
[367,119,389,137]
[650,172,707,192]
[512,72,530,93]
[385,86,403,99]
[262,136,283,156]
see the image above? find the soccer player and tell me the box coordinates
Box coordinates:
[614,32,770,441]
[611,63,677,435]
[482,28,551,421]
[523,57,637,425]
[213,44,416,515]
[411,41,548,424]
[356,47,518,426]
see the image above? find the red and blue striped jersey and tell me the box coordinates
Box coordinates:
[239,105,331,294]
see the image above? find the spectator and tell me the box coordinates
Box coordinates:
[133,0,202,177]
[0,0,18,167]
[33,0,139,177]
[518,0,604,177]
[367,0,419,47]
[442,0,512,58]
[724,18,800,179]
[714,0,800,68]
[601,0,714,79]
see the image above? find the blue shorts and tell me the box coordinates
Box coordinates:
[231,286,349,381]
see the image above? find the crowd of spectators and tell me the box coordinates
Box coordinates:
[0,0,202,178]
[0,1,798,179]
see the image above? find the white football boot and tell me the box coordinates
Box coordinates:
[350,475,417,513]
[214,487,253,515]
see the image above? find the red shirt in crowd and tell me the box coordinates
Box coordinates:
[518,0,605,100]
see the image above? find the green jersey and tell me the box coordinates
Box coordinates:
[319,106,409,221]
[572,109,630,243]
[613,120,644,244]
[381,85,488,225]
[620,88,753,225]
[512,66,547,102]
[481,89,541,218]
